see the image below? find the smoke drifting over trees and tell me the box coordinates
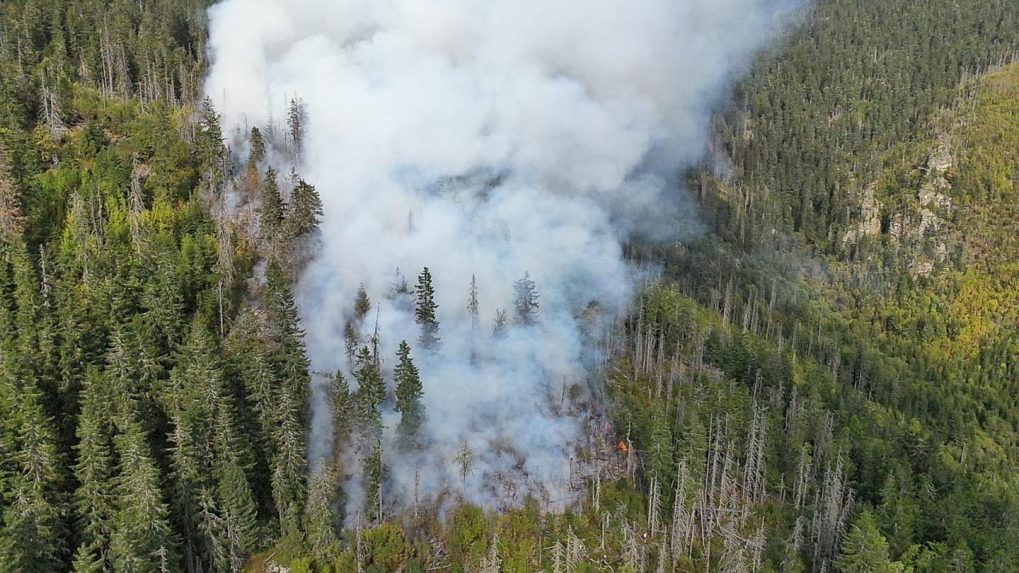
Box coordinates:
[205,0,801,512]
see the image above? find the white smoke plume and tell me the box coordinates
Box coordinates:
[205,0,800,513]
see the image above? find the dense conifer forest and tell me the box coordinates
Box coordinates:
[0,0,1016,572]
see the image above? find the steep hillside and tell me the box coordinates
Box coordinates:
[710,0,1019,250]
[843,62,1019,363]
[0,1,1016,572]
[258,56,1019,573]
[669,55,1019,573]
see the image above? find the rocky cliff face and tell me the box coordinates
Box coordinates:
[842,134,954,276]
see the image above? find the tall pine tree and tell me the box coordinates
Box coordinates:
[394,341,425,449]
[353,346,385,444]
[512,271,539,326]
[328,371,354,466]
[834,511,903,573]
[109,417,180,573]
[259,167,286,247]
[286,179,323,240]
[71,369,116,573]
[0,342,65,573]
[414,267,440,349]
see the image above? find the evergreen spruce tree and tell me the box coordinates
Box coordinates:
[222,309,283,520]
[0,251,15,344]
[390,267,409,297]
[54,271,95,428]
[164,323,221,570]
[266,262,312,420]
[327,371,354,465]
[248,127,266,166]
[0,350,65,573]
[0,139,24,241]
[394,341,425,449]
[71,542,106,573]
[0,343,16,485]
[211,405,260,568]
[269,382,307,538]
[834,511,902,573]
[466,274,480,331]
[353,346,385,443]
[197,98,224,157]
[414,267,440,349]
[287,179,323,239]
[260,167,286,244]
[164,321,262,571]
[512,271,539,326]
[354,284,372,323]
[11,238,40,364]
[196,97,227,194]
[363,441,385,524]
[105,325,162,418]
[109,418,180,573]
[194,489,230,573]
[256,288,308,540]
[304,466,339,557]
[287,98,305,157]
[138,241,187,352]
[215,458,260,570]
[71,369,116,572]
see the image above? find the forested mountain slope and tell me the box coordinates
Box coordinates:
[0,2,311,572]
[709,0,1018,250]
[664,60,1019,572]
[0,0,1016,572]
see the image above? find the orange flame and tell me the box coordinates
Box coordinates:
[617,440,629,454]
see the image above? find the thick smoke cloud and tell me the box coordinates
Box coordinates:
[206,0,799,512]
